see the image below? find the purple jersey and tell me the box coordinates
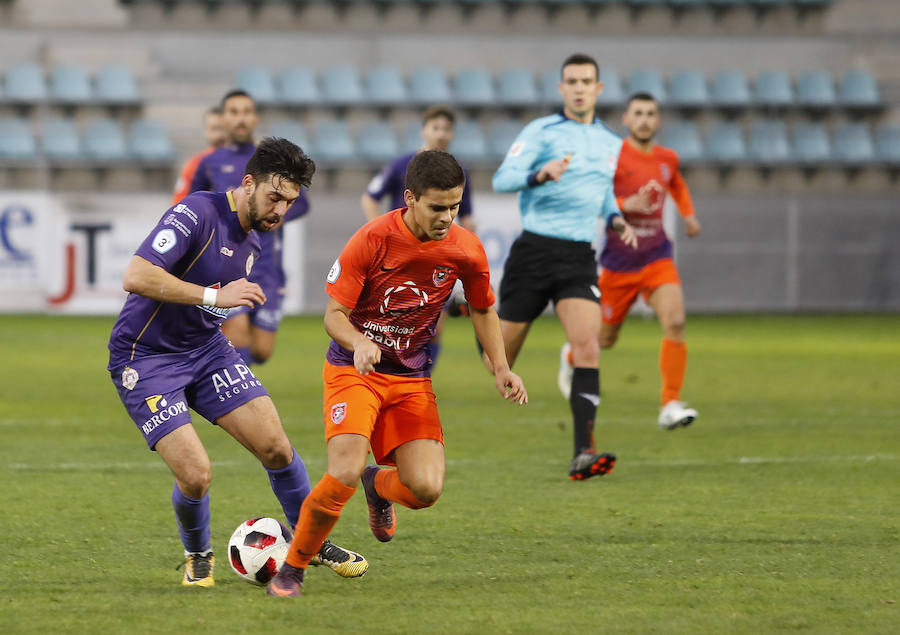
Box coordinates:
[366,151,473,219]
[107,191,260,367]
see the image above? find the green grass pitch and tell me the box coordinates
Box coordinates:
[1,313,897,633]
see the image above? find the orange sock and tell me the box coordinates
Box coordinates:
[283,472,355,569]
[567,348,574,366]
[375,468,434,510]
[659,338,687,405]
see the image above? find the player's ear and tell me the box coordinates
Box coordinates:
[596,80,604,96]
[241,174,256,195]
[403,189,416,208]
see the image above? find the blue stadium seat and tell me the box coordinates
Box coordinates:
[876,124,900,165]
[322,66,365,106]
[448,120,488,163]
[50,65,93,104]
[754,71,793,108]
[832,122,875,165]
[409,67,452,105]
[130,120,175,163]
[628,70,666,103]
[267,120,311,151]
[455,68,496,107]
[358,121,399,162]
[236,67,277,105]
[312,120,356,163]
[497,68,538,107]
[401,120,422,154]
[596,68,625,108]
[706,122,746,163]
[710,70,751,109]
[669,70,709,109]
[84,118,129,161]
[5,63,47,103]
[791,122,831,164]
[0,118,38,161]
[795,71,835,109]
[660,120,704,164]
[95,65,141,105]
[837,70,880,109]
[41,118,83,161]
[488,118,524,161]
[540,69,561,106]
[279,67,320,106]
[749,119,791,164]
[366,66,407,106]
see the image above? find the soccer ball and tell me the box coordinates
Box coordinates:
[227,517,293,585]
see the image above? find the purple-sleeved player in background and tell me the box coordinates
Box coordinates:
[108,138,368,587]
[191,90,307,366]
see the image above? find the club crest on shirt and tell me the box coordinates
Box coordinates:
[659,163,671,181]
[508,141,524,157]
[432,265,453,286]
[220,246,234,257]
[121,366,139,391]
[246,254,254,276]
[330,402,347,425]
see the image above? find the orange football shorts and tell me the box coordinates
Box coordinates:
[598,257,681,325]
[322,361,444,466]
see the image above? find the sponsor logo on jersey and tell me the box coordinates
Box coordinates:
[432,265,453,286]
[330,402,347,425]
[121,366,139,390]
[326,258,341,283]
[141,399,189,435]
[196,283,231,318]
[380,281,428,316]
[152,228,177,254]
[659,163,671,181]
[211,363,264,402]
[144,394,166,413]
[222,164,235,173]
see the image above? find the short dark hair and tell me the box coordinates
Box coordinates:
[206,106,223,116]
[245,137,316,190]
[221,89,254,109]
[561,53,599,80]
[422,105,456,126]
[626,92,658,106]
[405,150,465,199]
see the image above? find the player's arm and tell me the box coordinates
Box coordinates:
[601,188,638,249]
[668,170,701,237]
[171,156,198,205]
[188,155,213,193]
[324,297,381,375]
[492,121,558,192]
[470,306,528,405]
[360,192,382,222]
[122,255,265,308]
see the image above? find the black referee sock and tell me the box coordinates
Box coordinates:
[570,367,600,455]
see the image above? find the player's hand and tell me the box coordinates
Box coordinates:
[612,218,638,249]
[684,215,702,237]
[216,278,266,308]
[536,156,571,183]
[353,338,382,375]
[622,180,664,213]
[495,369,528,405]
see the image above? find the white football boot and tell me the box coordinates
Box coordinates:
[658,400,698,430]
[557,342,574,400]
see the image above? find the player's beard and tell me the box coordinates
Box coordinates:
[247,192,280,233]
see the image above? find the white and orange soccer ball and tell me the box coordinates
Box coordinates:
[227,517,292,585]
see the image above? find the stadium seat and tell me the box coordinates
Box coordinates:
[488,118,524,161]
[706,122,746,163]
[83,118,129,162]
[659,120,704,164]
[791,122,831,164]
[0,118,38,161]
[837,70,880,109]
[41,118,83,162]
[832,122,875,165]
[49,65,93,104]
[401,120,422,154]
[358,121,399,162]
[5,63,47,103]
[448,120,488,163]
[279,67,320,106]
[130,120,175,163]
[312,120,356,164]
[366,66,407,106]
[236,67,277,105]
[876,123,900,165]
[497,68,539,107]
[409,67,452,105]
[596,68,625,108]
[95,65,141,105]
[754,71,793,108]
[322,66,365,106]
[710,70,751,109]
[628,70,666,103]
[267,120,312,151]
[749,119,791,165]
[454,68,496,107]
[795,71,836,109]
[669,70,709,109]
[540,69,561,106]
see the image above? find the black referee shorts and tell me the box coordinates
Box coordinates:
[497,231,600,323]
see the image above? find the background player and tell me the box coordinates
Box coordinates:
[267,150,527,598]
[558,92,701,430]
[108,138,366,587]
[190,89,308,365]
[171,106,225,205]
[492,53,637,482]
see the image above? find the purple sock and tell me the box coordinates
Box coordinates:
[428,339,441,369]
[171,483,211,553]
[266,448,311,529]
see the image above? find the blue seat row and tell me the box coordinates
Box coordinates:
[0,118,173,163]
[0,64,141,105]
[122,0,835,7]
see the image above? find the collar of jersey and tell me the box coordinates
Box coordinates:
[393,208,447,248]
[556,109,601,125]
[226,190,237,212]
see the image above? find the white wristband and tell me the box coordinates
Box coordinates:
[202,287,218,307]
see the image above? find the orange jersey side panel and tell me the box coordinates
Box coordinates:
[171,147,216,205]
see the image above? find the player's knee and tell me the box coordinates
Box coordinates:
[663,316,686,340]
[599,332,618,350]
[257,434,293,470]
[570,337,600,365]
[249,346,273,365]
[179,465,212,498]
[405,475,443,508]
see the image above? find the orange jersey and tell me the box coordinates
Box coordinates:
[601,141,696,272]
[171,147,216,205]
[325,208,495,376]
